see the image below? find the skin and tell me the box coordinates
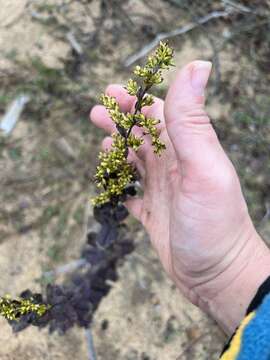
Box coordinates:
[90,61,270,335]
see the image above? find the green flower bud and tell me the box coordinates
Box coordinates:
[127,134,144,151]
[125,79,139,96]
[141,94,154,107]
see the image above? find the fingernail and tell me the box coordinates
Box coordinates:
[191,61,212,96]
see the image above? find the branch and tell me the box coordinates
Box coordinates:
[85,328,97,360]
[66,31,83,55]
[43,259,87,278]
[124,10,234,67]
[221,0,252,13]
[176,332,209,359]
[0,94,30,135]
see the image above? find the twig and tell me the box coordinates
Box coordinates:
[221,0,252,13]
[43,259,87,278]
[124,10,234,67]
[66,31,83,55]
[207,35,221,95]
[85,328,97,360]
[0,94,30,135]
[176,332,209,359]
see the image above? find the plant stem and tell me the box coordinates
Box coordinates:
[85,328,97,360]
[124,68,159,151]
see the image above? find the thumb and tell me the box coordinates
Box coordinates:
[164,61,227,181]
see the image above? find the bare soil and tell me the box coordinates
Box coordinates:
[1,1,270,359]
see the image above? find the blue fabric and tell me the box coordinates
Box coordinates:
[237,294,270,360]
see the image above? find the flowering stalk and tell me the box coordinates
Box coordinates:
[92,41,174,206]
[0,42,174,329]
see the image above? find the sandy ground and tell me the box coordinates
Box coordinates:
[0,1,250,359]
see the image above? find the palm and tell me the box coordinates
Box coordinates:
[91,61,256,304]
[136,103,252,300]
[137,126,177,274]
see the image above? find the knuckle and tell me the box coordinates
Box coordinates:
[89,105,99,119]
[180,107,210,126]
[105,84,116,95]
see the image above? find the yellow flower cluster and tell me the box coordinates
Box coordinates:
[125,79,139,96]
[0,295,49,321]
[100,94,134,130]
[92,42,174,206]
[93,134,136,205]
[135,114,165,154]
[134,41,174,86]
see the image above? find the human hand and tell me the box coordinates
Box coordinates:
[90,61,270,334]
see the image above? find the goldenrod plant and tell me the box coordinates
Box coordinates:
[92,41,174,206]
[0,42,174,334]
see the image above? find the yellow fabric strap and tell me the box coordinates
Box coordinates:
[220,312,255,360]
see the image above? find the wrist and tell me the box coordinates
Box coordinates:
[201,231,270,335]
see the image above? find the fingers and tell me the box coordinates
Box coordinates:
[90,84,135,134]
[101,136,113,151]
[91,105,116,133]
[164,61,230,181]
[142,96,164,123]
[106,84,136,112]
[90,84,165,161]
